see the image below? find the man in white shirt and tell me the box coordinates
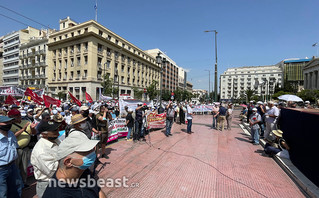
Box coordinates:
[186,102,194,134]
[264,101,279,141]
[31,121,61,198]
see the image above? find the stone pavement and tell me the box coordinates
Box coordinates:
[96,110,306,198]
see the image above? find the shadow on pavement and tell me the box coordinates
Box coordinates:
[235,137,252,143]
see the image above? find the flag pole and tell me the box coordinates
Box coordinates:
[95,0,98,21]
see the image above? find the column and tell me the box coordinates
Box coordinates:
[305,73,308,89]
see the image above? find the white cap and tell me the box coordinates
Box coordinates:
[268,101,274,104]
[52,110,58,115]
[127,108,133,112]
[252,108,257,111]
[20,110,26,117]
[56,107,62,112]
[250,100,254,103]
[257,101,263,105]
[56,131,99,160]
[305,101,310,104]
[27,109,33,113]
[79,106,89,111]
[89,110,94,114]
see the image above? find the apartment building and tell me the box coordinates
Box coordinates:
[2,27,41,86]
[19,30,52,89]
[178,67,187,90]
[303,57,319,90]
[0,36,3,86]
[47,17,161,100]
[186,81,193,92]
[220,65,282,100]
[145,49,180,92]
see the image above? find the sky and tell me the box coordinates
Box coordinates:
[1,0,319,92]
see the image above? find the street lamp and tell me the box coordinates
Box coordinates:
[156,52,163,106]
[204,69,211,103]
[204,30,218,102]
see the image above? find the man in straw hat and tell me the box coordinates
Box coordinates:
[42,132,106,198]
[66,114,88,138]
[262,129,290,157]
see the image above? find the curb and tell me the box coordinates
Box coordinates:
[240,122,319,198]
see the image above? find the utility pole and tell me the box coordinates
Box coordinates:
[205,69,210,103]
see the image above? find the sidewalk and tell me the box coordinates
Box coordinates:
[96,111,307,197]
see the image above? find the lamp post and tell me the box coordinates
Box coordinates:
[204,30,218,102]
[156,52,163,106]
[204,69,211,103]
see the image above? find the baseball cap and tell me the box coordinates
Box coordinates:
[52,110,58,115]
[8,109,21,116]
[57,131,99,160]
[252,108,257,111]
[0,116,14,123]
[38,121,61,133]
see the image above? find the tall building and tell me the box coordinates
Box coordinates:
[19,30,53,90]
[303,57,319,90]
[0,36,4,86]
[178,67,187,90]
[186,81,193,92]
[145,49,180,92]
[276,58,312,91]
[47,17,161,100]
[2,27,41,86]
[220,65,282,100]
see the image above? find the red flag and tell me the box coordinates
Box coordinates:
[43,95,61,108]
[85,92,93,103]
[5,95,20,105]
[68,91,82,106]
[24,88,43,105]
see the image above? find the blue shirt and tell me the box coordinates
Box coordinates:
[0,130,19,166]
[219,106,227,116]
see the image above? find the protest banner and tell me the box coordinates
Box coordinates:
[147,112,166,129]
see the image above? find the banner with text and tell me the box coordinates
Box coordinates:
[147,112,166,129]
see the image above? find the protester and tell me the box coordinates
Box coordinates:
[215,103,227,131]
[42,131,106,198]
[0,116,23,198]
[256,101,266,137]
[249,108,261,145]
[179,103,186,124]
[125,108,134,141]
[226,104,233,130]
[264,101,279,141]
[8,109,37,188]
[239,107,247,121]
[95,105,109,158]
[186,102,194,134]
[263,130,290,157]
[247,101,255,123]
[135,103,146,141]
[30,121,61,198]
[211,103,219,129]
[165,101,175,137]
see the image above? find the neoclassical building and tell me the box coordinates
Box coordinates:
[303,57,319,90]
[47,17,160,100]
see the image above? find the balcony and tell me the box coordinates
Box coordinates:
[82,76,87,80]
[69,77,73,80]
[40,49,46,54]
[27,52,35,57]
[83,48,88,54]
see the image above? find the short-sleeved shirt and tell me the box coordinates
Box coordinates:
[265,106,280,123]
[10,120,32,149]
[186,106,193,120]
[218,106,227,116]
[250,113,261,130]
[96,113,108,132]
[126,114,134,128]
[0,130,19,166]
[43,169,100,198]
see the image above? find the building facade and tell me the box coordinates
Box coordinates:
[186,81,193,92]
[276,58,312,91]
[19,31,51,90]
[178,67,187,90]
[47,17,161,100]
[220,65,282,100]
[2,27,41,86]
[145,49,181,92]
[303,57,319,90]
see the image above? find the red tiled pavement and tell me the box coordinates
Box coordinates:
[97,110,306,198]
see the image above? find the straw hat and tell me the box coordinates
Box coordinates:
[53,113,64,123]
[272,130,283,138]
[70,114,87,125]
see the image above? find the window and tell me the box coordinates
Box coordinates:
[71,71,74,79]
[98,44,103,53]
[84,56,88,65]
[106,60,111,68]
[99,30,103,36]
[84,28,88,33]
[115,39,119,44]
[78,30,81,35]
[121,65,124,72]
[71,32,74,37]
[107,35,111,40]
[77,57,81,66]
[84,70,87,77]
[77,71,80,78]
[65,34,68,38]
[77,44,81,52]
[64,59,68,68]
[71,58,74,67]
[84,42,88,50]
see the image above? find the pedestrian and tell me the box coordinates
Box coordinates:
[186,102,194,134]
[135,104,146,141]
[95,105,110,158]
[125,108,134,141]
[249,108,261,145]
[247,101,254,123]
[165,101,175,137]
[215,103,227,131]
[42,131,105,198]
[0,116,23,198]
[226,104,233,130]
[179,103,186,124]
[256,101,266,137]
[31,121,61,198]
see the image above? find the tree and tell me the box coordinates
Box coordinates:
[162,90,171,101]
[133,87,143,100]
[272,90,291,100]
[245,88,255,102]
[57,91,66,100]
[146,80,158,100]
[101,74,114,96]
[297,89,319,102]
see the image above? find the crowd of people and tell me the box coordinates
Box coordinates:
[0,99,196,198]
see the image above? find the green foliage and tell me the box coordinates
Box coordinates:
[133,87,143,100]
[146,80,158,100]
[162,90,171,101]
[272,90,291,100]
[57,91,66,100]
[101,74,114,96]
[245,88,255,102]
[297,89,319,102]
